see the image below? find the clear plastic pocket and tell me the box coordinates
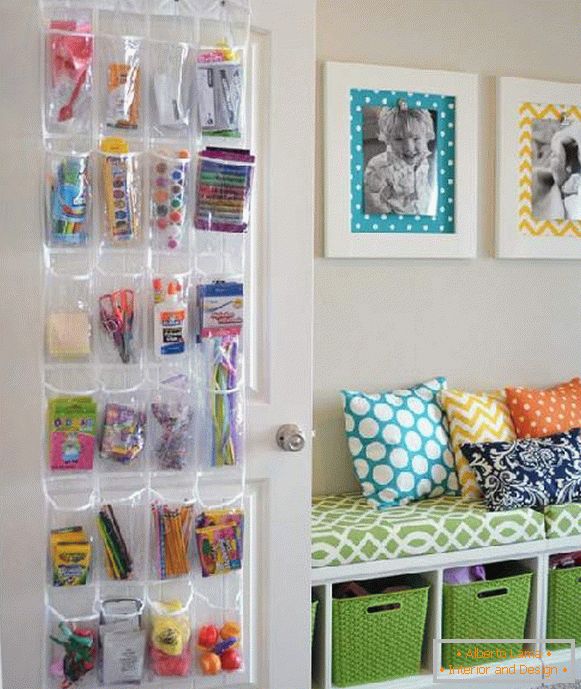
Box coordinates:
[193,503,244,580]
[98,594,146,685]
[194,149,255,234]
[197,337,244,471]
[195,597,244,679]
[46,481,96,588]
[98,388,147,472]
[96,145,144,248]
[46,592,99,689]
[150,378,195,472]
[98,35,144,135]
[196,45,244,141]
[146,583,195,680]
[44,150,92,248]
[150,150,192,253]
[44,26,93,136]
[95,270,144,367]
[149,40,196,137]
[150,480,196,581]
[95,488,147,583]
[45,272,93,364]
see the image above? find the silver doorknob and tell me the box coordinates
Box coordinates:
[276,424,306,452]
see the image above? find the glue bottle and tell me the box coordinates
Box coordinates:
[154,279,187,357]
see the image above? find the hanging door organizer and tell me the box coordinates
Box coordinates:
[40,1,254,687]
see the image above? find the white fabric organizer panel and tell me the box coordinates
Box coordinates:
[39,1,253,688]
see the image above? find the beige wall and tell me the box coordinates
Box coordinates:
[313,0,581,496]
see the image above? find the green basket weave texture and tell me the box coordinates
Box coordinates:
[547,566,581,650]
[311,600,318,645]
[442,571,532,668]
[332,581,429,687]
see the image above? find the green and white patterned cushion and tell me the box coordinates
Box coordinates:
[544,502,581,539]
[312,493,545,568]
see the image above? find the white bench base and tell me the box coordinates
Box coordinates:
[312,536,581,689]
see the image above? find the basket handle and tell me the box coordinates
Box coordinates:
[367,602,401,614]
[477,587,508,599]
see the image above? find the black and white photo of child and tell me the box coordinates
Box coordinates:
[363,100,438,216]
[531,117,581,220]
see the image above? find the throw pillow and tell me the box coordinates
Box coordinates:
[460,428,581,511]
[440,389,516,500]
[506,378,581,438]
[342,377,459,509]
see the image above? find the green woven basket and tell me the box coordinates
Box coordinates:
[311,600,318,646]
[547,565,581,650]
[332,576,430,687]
[442,565,532,668]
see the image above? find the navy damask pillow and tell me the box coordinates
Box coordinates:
[460,428,581,512]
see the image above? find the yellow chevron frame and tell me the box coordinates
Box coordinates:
[518,102,581,238]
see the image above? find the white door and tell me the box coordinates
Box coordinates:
[244,2,315,688]
[0,1,315,688]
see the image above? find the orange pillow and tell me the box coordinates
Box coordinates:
[506,378,581,438]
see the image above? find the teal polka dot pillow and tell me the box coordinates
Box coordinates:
[341,378,459,508]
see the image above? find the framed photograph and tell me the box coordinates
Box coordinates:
[323,62,478,258]
[497,76,581,259]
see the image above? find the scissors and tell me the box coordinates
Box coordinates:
[99,289,135,363]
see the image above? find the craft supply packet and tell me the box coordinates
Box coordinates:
[197,61,242,136]
[50,156,90,245]
[100,598,145,684]
[51,527,91,586]
[197,281,243,339]
[195,510,244,577]
[194,148,255,232]
[100,137,140,244]
[48,396,97,470]
[100,402,146,464]
[195,523,242,577]
[107,62,141,129]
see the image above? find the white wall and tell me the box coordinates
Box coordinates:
[313,0,581,496]
[0,2,43,688]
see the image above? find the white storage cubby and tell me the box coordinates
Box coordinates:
[312,539,581,689]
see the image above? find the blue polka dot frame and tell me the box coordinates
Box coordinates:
[350,89,456,234]
[341,378,459,509]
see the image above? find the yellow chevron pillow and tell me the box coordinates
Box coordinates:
[440,389,516,499]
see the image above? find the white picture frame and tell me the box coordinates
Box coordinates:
[323,61,478,259]
[497,76,581,259]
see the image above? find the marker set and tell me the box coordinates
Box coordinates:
[40,2,251,688]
